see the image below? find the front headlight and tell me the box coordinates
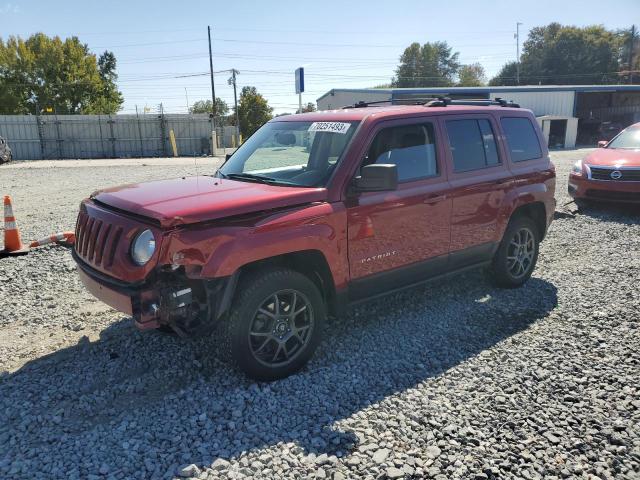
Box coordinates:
[571,160,583,175]
[131,229,156,266]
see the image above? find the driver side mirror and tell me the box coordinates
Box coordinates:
[353,164,398,192]
[597,140,608,148]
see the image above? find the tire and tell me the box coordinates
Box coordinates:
[488,215,540,288]
[221,268,325,381]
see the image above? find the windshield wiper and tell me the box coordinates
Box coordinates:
[224,172,278,183]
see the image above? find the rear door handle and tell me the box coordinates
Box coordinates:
[423,194,447,204]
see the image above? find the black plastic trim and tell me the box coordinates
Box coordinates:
[346,242,497,303]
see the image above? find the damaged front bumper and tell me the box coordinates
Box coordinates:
[73,250,236,335]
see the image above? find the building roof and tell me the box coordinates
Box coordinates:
[317,84,640,102]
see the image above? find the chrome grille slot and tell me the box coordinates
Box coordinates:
[87,220,102,262]
[105,226,123,268]
[75,212,88,250]
[94,223,112,265]
[74,208,126,270]
[81,218,94,257]
[590,166,640,181]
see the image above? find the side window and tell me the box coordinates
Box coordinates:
[365,123,438,182]
[446,118,501,172]
[501,117,542,162]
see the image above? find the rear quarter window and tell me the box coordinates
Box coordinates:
[501,117,542,162]
[446,118,500,172]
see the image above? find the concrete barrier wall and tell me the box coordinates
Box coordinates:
[0,114,239,160]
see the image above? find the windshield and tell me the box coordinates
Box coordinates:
[607,127,640,149]
[219,120,359,187]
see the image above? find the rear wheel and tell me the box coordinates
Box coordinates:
[221,268,325,381]
[489,216,539,288]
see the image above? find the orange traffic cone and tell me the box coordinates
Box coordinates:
[30,231,76,248]
[0,195,29,258]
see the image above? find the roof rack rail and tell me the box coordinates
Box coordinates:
[342,99,393,109]
[425,96,520,108]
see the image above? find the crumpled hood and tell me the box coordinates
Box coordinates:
[584,148,640,168]
[93,176,328,227]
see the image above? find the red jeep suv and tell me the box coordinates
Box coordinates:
[73,99,556,380]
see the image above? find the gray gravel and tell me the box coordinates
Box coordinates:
[0,151,639,479]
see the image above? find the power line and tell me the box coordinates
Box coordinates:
[93,38,204,48]
[3,69,627,89]
[213,38,514,49]
[117,50,514,65]
[91,37,513,51]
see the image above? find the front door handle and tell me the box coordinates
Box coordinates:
[423,194,446,204]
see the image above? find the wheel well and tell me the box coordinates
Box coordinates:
[511,202,547,239]
[236,250,338,315]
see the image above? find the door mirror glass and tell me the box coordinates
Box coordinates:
[354,164,398,192]
[597,140,608,148]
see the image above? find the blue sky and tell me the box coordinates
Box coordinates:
[2,0,638,114]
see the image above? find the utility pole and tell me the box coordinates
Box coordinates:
[515,22,523,85]
[629,25,636,84]
[228,69,241,143]
[207,26,216,128]
[184,87,190,113]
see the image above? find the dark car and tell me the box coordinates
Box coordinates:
[0,136,12,164]
[73,99,556,380]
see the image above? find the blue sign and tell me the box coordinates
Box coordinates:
[295,67,304,94]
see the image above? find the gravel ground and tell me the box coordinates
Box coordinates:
[0,150,639,480]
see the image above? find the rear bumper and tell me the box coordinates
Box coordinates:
[568,174,640,203]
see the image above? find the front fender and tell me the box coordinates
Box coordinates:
[161,202,350,290]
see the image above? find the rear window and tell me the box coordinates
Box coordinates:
[501,117,542,162]
[446,119,500,172]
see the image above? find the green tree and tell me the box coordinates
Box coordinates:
[491,23,623,85]
[297,102,316,113]
[489,61,519,86]
[616,25,639,83]
[0,33,123,114]
[189,98,229,115]
[237,86,273,137]
[457,63,486,86]
[393,41,460,87]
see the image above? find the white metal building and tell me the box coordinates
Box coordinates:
[317,85,640,148]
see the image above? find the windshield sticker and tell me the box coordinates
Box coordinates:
[308,122,351,134]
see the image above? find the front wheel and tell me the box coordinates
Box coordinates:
[488,216,540,288]
[222,268,325,381]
